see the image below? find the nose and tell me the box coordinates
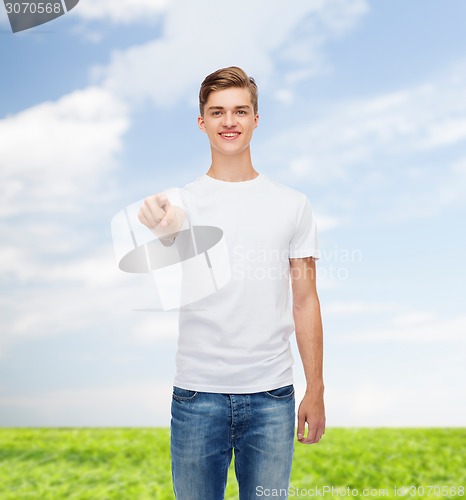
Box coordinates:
[223,111,237,128]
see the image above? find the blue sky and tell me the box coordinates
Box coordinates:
[1,0,465,427]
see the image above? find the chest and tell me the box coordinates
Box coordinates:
[186,191,294,254]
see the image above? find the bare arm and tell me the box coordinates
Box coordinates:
[290,256,325,444]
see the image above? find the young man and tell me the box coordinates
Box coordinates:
[138,67,325,499]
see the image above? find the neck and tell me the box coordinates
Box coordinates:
[206,147,258,182]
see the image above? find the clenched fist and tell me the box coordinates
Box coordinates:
[138,193,186,238]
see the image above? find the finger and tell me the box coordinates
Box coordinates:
[318,422,326,441]
[297,412,306,442]
[308,422,326,444]
[302,424,319,444]
[156,193,170,210]
[160,204,180,228]
[142,205,159,228]
[144,198,165,227]
[138,209,155,229]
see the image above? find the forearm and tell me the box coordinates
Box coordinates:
[293,295,324,394]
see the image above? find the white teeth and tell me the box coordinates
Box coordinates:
[222,133,238,137]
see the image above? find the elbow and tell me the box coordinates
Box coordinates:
[292,291,320,312]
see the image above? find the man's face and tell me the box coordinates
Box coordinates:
[198,87,259,157]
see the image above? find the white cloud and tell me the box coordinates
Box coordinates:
[316,214,346,232]
[291,328,465,427]
[3,377,464,427]
[95,0,368,108]
[274,89,295,105]
[0,85,134,360]
[433,154,466,206]
[391,311,436,327]
[0,284,120,341]
[257,61,466,222]
[74,0,171,24]
[5,0,465,429]
[0,381,174,426]
[264,71,466,182]
[0,205,182,356]
[0,86,129,217]
[323,301,399,315]
[339,314,466,343]
[0,242,119,285]
[323,381,466,426]
[132,315,179,345]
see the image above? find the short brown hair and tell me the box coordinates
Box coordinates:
[199,66,258,117]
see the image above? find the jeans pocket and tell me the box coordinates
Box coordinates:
[172,386,198,402]
[265,384,295,399]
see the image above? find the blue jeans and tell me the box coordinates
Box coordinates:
[170,385,295,500]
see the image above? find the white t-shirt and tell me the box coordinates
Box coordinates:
[167,172,319,393]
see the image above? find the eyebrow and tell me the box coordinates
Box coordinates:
[207,105,251,111]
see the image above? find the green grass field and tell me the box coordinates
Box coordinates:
[0,428,464,499]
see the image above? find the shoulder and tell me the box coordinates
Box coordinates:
[261,174,310,206]
[180,175,207,192]
[173,176,205,201]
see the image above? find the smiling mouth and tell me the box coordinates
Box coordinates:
[219,132,241,140]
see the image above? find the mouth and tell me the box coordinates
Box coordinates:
[219,132,241,140]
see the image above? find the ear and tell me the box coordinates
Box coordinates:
[198,115,207,133]
[254,114,260,129]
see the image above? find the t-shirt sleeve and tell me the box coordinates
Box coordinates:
[289,194,320,260]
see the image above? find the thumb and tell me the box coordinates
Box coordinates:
[160,202,177,228]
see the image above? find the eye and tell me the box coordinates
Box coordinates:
[211,111,222,116]
[237,110,247,115]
